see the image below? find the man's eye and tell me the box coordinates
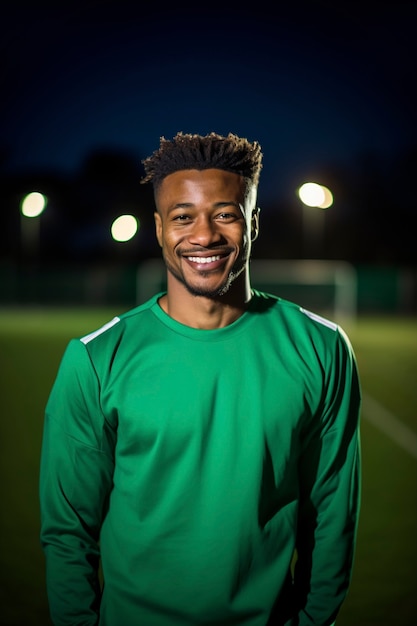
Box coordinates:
[217,213,237,220]
[173,214,191,221]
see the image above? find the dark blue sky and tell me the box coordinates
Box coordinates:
[2,1,416,206]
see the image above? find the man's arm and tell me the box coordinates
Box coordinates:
[293,328,361,625]
[39,339,116,626]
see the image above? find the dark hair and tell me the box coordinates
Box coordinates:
[141,132,263,192]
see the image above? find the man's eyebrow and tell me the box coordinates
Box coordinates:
[214,201,240,208]
[168,200,240,212]
[166,202,194,214]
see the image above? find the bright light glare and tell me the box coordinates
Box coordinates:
[111,214,139,242]
[298,183,325,207]
[298,182,333,209]
[318,186,333,209]
[21,192,47,217]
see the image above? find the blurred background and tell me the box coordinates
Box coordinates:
[1,0,416,314]
[1,2,417,625]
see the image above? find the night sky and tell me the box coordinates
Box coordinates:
[2,0,416,265]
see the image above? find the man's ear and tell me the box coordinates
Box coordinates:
[251,207,260,242]
[154,211,163,248]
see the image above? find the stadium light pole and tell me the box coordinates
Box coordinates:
[297,182,333,258]
[20,191,48,261]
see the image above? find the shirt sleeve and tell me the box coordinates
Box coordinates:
[292,327,361,625]
[39,338,116,626]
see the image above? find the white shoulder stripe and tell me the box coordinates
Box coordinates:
[80,317,121,345]
[299,307,338,331]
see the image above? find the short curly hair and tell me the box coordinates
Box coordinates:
[141,132,263,192]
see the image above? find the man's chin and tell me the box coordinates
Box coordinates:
[183,280,232,299]
[165,262,241,298]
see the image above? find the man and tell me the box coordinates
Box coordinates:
[39,132,361,625]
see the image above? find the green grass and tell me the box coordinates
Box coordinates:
[0,309,416,625]
[337,318,417,626]
[0,308,120,626]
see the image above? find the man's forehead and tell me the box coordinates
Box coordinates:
[161,168,243,185]
[157,168,245,198]
[155,169,258,213]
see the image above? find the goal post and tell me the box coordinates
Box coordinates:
[136,259,357,324]
[249,260,357,323]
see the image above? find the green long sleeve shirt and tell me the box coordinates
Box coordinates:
[39,291,361,625]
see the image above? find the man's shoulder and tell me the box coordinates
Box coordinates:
[252,290,338,332]
[78,293,161,347]
[252,290,348,356]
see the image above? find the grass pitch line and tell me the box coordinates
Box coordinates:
[362,392,417,460]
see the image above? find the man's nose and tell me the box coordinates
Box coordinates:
[188,217,222,246]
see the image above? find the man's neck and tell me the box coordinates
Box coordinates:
[158,276,253,330]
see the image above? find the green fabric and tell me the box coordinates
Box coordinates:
[39,291,361,625]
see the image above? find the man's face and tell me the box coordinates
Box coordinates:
[154,168,259,299]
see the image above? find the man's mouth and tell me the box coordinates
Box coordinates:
[187,255,222,264]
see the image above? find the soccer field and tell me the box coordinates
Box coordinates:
[0,308,416,626]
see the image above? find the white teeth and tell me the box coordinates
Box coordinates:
[187,256,221,264]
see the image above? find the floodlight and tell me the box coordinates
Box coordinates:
[21,192,47,217]
[111,215,139,242]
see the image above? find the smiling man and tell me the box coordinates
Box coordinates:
[153,166,259,327]
[40,132,361,626]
